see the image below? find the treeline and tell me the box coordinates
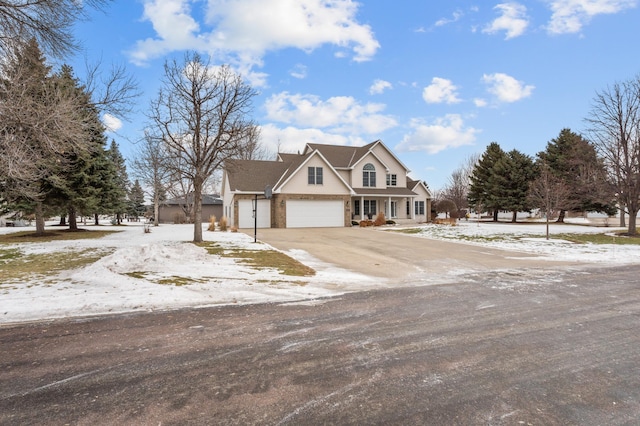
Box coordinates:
[438,128,616,223]
[0,39,142,234]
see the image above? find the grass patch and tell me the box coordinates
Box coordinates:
[391,228,423,234]
[197,242,315,277]
[554,233,640,245]
[0,248,113,284]
[0,229,118,244]
[0,248,21,261]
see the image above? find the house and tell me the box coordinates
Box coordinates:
[221,140,432,228]
[158,193,223,223]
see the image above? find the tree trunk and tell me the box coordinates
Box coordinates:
[628,207,638,236]
[34,202,46,236]
[94,213,99,225]
[620,208,626,227]
[193,180,203,242]
[154,192,160,226]
[511,210,517,223]
[493,210,499,222]
[59,215,66,226]
[68,206,78,231]
[556,210,566,223]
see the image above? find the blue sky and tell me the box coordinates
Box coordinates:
[71,0,640,190]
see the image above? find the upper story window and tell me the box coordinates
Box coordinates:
[363,163,376,187]
[386,173,397,186]
[308,166,323,185]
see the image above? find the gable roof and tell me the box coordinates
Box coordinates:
[225,159,291,193]
[407,178,432,198]
[305,140,409,173]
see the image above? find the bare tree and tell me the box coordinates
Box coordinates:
[528,161,573,240]
[148,52,259,242]
[586,76,640,235]
[130,132,172,226]
[440,153,479,218]
[0,0,111,58]
[84,59,141,119]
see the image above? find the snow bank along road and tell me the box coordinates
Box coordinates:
[1,264,640,424]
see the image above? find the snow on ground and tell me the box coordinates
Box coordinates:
[0,222,380,324]
[404,218,638,264]
[1,218,638,324]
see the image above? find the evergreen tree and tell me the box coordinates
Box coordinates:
[467,142,507,221]
[105,140,129,224]
[127,180,146,219]
[538,128,615,221]
[494,149,537,222]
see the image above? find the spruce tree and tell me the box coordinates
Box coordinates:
[467,142,507,221]
[105,140,129,224]
[494,149,537,222]
[127,180,146,219]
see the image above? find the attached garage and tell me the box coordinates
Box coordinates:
[238,199,271,228]
[286,200,344,228]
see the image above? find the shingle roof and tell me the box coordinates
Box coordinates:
[305,141,376,168]
[353,187,418,196]
[225,159,291,192]
[163,194,222,205]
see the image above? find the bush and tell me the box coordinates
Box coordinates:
[374,211,386,226]
[351,220,359,226]
[207,215,216,231]
[230,226,238,232]
[359,220,374,227]
[219,216,228,232]
[385,220,396,225]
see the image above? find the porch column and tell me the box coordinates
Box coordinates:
[388,196,392,218]
[361,196,364,220]
[411,197,415,220]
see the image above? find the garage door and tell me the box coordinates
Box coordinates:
[238,199,271,228]
[286,200,344,228]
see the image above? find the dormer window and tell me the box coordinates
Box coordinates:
[363,163,376,187]
[386,173,397,186]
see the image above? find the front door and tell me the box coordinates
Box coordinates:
[390,201,397,218]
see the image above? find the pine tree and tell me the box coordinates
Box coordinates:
[467,142,507,221]
[105,140,129,224]
[494,149,537,222]
[127,180,146,219]
[538,128,615,221]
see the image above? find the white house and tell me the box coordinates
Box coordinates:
[221,140,432,228]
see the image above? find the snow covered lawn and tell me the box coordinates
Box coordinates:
[1,219,638,324]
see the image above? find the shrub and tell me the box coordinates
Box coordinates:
[219,216,228,232]
[374,211,386,226]
[230,226,238,232]
[207,215,216,231]
[385,220,396,225]
[359,220,374,227]
[351,220,359,226]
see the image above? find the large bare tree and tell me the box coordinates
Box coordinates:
[0,0,111,58]
[586,76,640,236]
[148,52,259,242]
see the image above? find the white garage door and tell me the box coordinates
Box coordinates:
[286,200,344,228]
[238,199,271,228]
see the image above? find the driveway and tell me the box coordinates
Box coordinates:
[250,227,581,282]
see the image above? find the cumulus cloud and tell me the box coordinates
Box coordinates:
[396,114,479,154]
[264,92,397,135]
[259,123,367,154]
[483,2,529,39]
[102,114,123,132]
[369,79,392,95]
[289,64,308,79]
[422,77,461,104]
[545,0,636,34]
[482,73,534,103]
[129,0,380,72]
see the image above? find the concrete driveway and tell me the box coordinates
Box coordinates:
[248,227,580,282]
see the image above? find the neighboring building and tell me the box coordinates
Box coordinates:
[158,194,223,224]
[221,140,432,228]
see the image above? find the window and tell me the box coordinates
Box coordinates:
[308,167,323,185]
[354,200,360,216]
[363,163,376,187]
[364,200,377,216]
[415,201,425,215]
[386,174,397,186]
[406,200,410,216]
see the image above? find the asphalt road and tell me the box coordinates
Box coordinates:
[2,264,640,425]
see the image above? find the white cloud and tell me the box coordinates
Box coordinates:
[130,0,380,72]
[259,123,367,154]
[102,114,123,132]
[422,77,461,104]
[474,98,488,107]
[369,79,392,95]
[435,9,464,27]
[545,0,637,34]
[396,114,479,154]
[289,64,307,79]
[483,2,529,39]
[482,72,534,103]
[264,92,398,135]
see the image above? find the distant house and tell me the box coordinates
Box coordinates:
[158,194,223,224]
[221,140,432,228]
